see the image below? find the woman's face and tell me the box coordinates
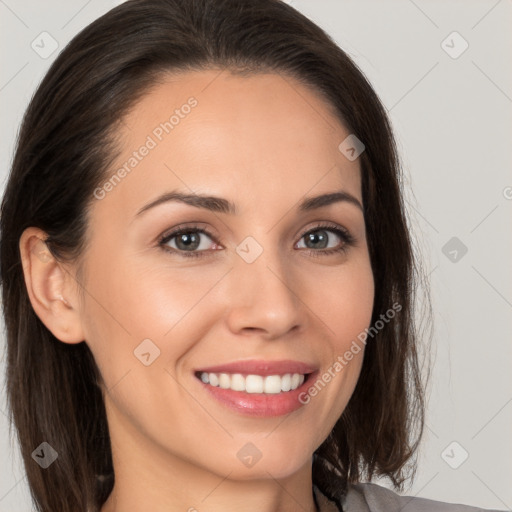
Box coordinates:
[78,69,374,481]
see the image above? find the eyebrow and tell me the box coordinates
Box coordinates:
[135,189,363,217]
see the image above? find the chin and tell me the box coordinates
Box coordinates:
[224,446,312,481]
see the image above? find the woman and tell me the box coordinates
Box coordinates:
[0,1,504,511]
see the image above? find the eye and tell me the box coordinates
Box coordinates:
[159,224,220,258]
[295,223,355,256]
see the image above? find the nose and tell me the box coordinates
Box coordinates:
[224,244,306,340]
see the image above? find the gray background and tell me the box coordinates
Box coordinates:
[1,0,511,510]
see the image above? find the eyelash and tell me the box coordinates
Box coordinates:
[158,222,355,259]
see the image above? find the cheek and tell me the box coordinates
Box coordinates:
[80,255,227,383]
[299,256,373,413]
[304,255,375,347]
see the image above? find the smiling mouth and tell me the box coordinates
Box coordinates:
[194,371,312,394]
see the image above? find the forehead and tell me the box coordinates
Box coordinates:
[97,69,362,217]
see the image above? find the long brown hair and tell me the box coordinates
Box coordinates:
[0,1,431,510]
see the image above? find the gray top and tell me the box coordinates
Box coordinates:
[313,483,508,512]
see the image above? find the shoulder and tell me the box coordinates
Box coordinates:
[341,482,506,512]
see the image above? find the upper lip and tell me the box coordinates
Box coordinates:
[195,359,318,376]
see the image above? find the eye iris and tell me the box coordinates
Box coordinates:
[306,230,328,249]
[176,232,200,251]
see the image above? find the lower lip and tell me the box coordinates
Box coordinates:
[196,371,318,417]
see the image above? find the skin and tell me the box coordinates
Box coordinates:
[20,69,374,512]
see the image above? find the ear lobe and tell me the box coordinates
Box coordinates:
[19,227,85,344]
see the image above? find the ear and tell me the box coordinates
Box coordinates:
[19,227,85,344]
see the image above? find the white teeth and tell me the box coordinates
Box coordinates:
[200,372,306,393]
[264,375,282,394]
[230,373,245,391]
[281,373,291,392]
[218,373,230,389]
[245,374,264,393]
